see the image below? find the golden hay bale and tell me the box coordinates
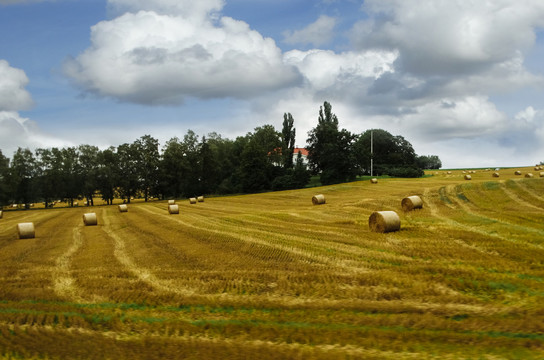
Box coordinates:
[464,174,472,180]
[370,178,378,184]
[515,170,522,175]
[168,200,175,205]
[168,204,179,214]
[17,222,35,239]
[83,213,98,226]
[492,172,500,178]
[312,194,326,205]
[525,173,534,178]
[0,210,3,219]
[189,198,197,204]
[118,204,128,212]
[369,211,401,233]
[462,171,466,174]
[401,195,423,212]
[540,172,544,177]
[447,171,452,174]
[197,196,204,202]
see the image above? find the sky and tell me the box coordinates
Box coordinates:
[1,0,544,169]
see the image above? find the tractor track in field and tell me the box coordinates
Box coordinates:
[139,204,370,275]
[101,208,197,298]
[52,225,87,303]
[500,181,544,211]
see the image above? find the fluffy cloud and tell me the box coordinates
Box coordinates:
[352,0,544,77]
[283,15,338,47]
[65,0,302,105]
[0,60,33,112]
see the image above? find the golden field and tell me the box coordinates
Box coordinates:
[0,167,543,359]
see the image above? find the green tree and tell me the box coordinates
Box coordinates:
[35,148,62,208]
[416,155,442,170]
[78,145,100,206]
[239,125,282,193]
[281,113,296,170]
[134,135,160,201]
[9,148,38,208]
[354,129,423,177]
[97,147,118,205]
[306,101,357,185]
[0,150,10,207]
[159,137,187,199]
[116,143,139,203]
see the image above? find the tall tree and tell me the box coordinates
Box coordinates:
[0,150,10,207]
[78,145,100,206]
[159,137,187,199]
[306,101,357,185]
[281,113,296,170]
[97,147,118,205]
[354,129,422,177]
[116,143,139,203]
[134,135,160,201]
[9,148,38,208]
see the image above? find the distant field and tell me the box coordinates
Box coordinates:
[0,167,543,359]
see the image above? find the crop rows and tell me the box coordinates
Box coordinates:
[0,168,543,359]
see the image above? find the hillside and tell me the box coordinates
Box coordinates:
[0,167,543,359]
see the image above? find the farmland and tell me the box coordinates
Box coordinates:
[0,168,543,359]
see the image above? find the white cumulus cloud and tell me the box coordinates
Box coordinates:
[65,0,302,105]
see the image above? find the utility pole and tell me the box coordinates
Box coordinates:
[370,130,373,177]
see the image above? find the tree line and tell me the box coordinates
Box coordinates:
[0,101,440,208]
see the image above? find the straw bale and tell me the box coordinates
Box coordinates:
[447,171,452,174]
[197,196,204,202]
[17,222,35,239]
[540,172,544,178]
[83,213,98,226]
[168,204,179,214]
[370,178,378,184]
[401,195,423,212]
[369,211,401,233]
[312,194,326,205]
[118,204,128,212]
[525,173,533,178]
[168,200,175,205]
[492,172,500,178]
[515,170,522,175]
[464,174,472,180]
[189,198,197,204]
[0,210,2,219]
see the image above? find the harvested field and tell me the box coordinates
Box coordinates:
[0,167,543,359]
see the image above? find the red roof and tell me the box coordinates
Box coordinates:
[293,148,309,156]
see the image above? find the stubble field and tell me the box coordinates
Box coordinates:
[0,168,543,359]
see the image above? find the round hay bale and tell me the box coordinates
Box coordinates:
[462,171,466,174]
[17,222,35,239]
[447,171,452,174]
[0,210,3,219]
[492,172,500,178]
[515,170,522,175]
[369,211,400,233]
[401,195,423,212]
[189,198,197,204]
[312,194,326,205]
[83,213,98,226]
[168,199,175,205]
[370,178,378,184]
[118,204,128,212]
[464,174,472,180]
[168,204,179,214]
[525,173,534,178]
[539,172,544,177]
[197,196,204,202]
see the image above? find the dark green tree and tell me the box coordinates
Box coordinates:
[9,148,38,208]
[97,147,118,205]
[78,145,100,206]
[306,101,357,185]
[134,135,160,201]
[281,113,296,170]
[159,137,187,199]
[116,143,139,203]
[354,129,423,177]
[0,150,10,207]
[239,125,282,193]
[416,155,442,170]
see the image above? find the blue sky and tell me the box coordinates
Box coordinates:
[1,0,544,168]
